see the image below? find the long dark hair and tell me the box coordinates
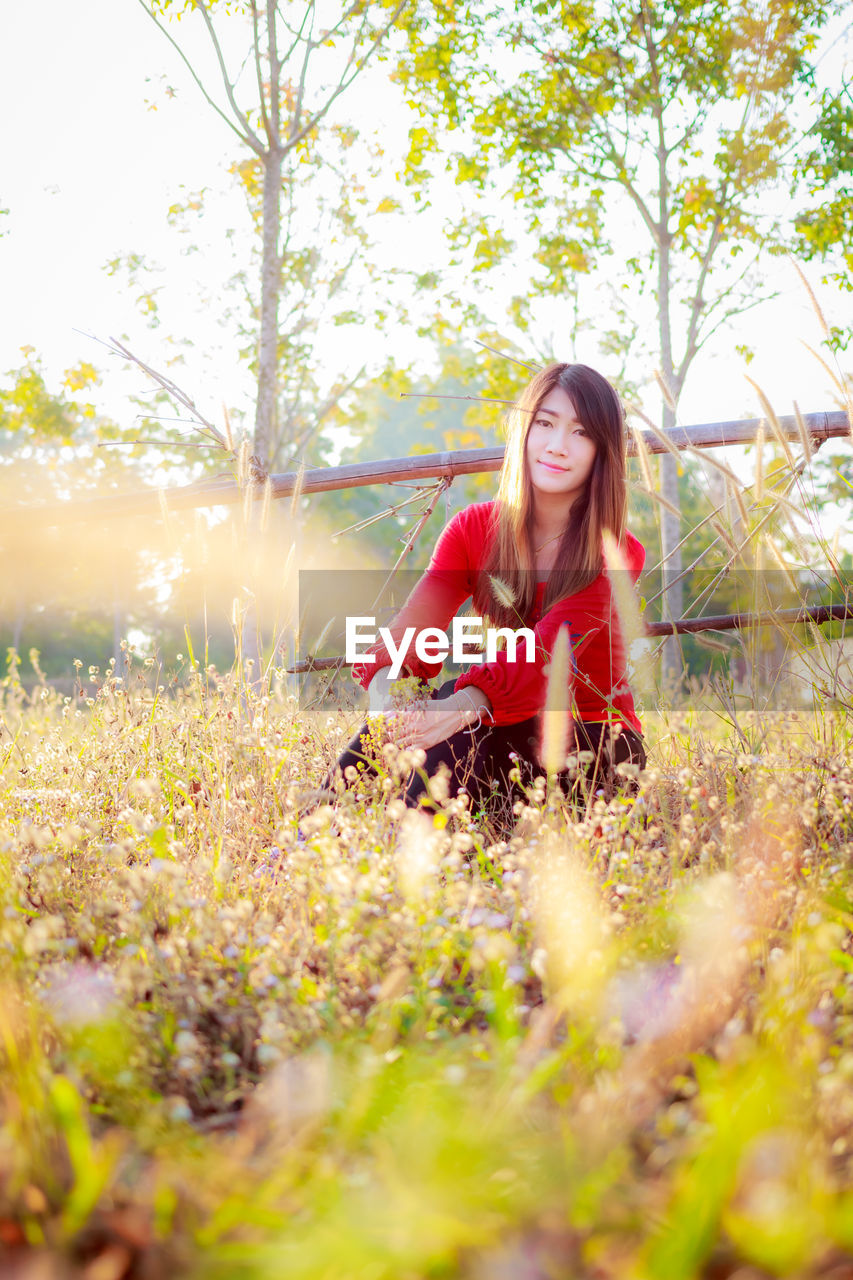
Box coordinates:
[474,362,627,628]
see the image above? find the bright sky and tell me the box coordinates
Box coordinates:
[1,2,254,417]
[1,0,850,443]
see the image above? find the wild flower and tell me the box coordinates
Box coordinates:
[0,647,851,1275]
[489,575,516,609]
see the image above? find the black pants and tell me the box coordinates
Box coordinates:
[326,679,645,825]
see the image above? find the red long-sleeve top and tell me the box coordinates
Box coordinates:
[351,500,645,733]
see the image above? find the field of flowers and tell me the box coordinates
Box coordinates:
[1,652,853,1279]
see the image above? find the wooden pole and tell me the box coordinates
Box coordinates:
[1,410,849,529]
[285,604,853,672]
[643,603,852,636]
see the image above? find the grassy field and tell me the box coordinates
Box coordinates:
[1,654,853,1279]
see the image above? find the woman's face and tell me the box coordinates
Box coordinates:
[525,384,598,505]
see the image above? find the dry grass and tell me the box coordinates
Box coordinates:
[0,652,852,1278]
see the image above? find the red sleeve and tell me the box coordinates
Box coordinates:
[350,504,493,689]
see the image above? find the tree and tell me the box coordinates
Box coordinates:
[0,353,161,674]
[107,129,383,474]
[794,80,853,342]
[137,0,411,471]
[397,0,844,675]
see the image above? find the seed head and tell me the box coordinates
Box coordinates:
[490,576,516,610]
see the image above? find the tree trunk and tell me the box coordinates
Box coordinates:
[656,228,684,685]
[244,6,284,685]
[658,413,684,683]
[245,114,282,684]
[253,145,282,471]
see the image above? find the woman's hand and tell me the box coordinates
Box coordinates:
[390,693,482,752]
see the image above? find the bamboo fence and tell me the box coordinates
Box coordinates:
[2,406,850,657]
[1,409,849,529]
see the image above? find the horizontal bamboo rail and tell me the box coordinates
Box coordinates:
[1,410,849,529]
[645,604,852,636]
[286,604,853,672]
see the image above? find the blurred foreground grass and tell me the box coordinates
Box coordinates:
[1,653,853,1279]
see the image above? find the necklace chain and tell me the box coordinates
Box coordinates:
[533,531,562,555]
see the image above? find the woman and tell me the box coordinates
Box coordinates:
[329,361,646,825]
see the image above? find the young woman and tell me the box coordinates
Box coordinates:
[328,361,646,825]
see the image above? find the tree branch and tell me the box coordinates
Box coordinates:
[511,29,661,240]
[266,0,284,150]
[276,0,315,66]
[665,108,710,159]
[83,331,230,452]
[696,287,779,353]
[289,0,317,144]
[693,242,764,332]
[317,0,369,47]
[194,0,265,153]
[566,97,660,241]
[281,0,409,158]
[639,0,670,245]
[134,0,262,154]
[279,405,337,469]
[677,205,727,384]
[250,0,272,142]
